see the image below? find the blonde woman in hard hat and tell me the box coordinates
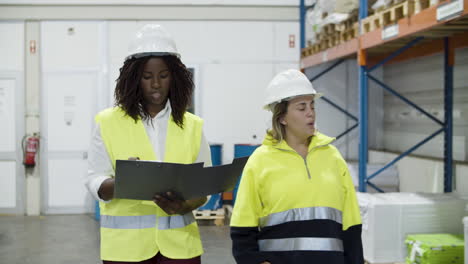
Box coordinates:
[85,24,210,264]
[230,69,363,264]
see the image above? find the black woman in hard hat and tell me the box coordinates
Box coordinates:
[230,69,364,264]
[85,24,210,264]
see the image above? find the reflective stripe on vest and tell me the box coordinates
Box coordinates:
[101,215,156,229]
[259,207,342,228]
[158,213,195,230]
[258,237,344,252]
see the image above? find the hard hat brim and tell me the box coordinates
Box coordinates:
[125,51,180,61]
[263,92,323,111]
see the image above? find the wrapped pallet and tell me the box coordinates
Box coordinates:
[358,192,466,263]
[464,217,468,264]
[335,0,359,14]
[305,7,324,45]
[334,0,379,14]
[317,0,337,15]
[405,234,464,264]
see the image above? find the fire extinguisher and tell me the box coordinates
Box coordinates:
[22,133,40,168]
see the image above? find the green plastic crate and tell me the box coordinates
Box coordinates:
[405,234,464,264]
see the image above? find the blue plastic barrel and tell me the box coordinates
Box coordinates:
[198,144,223,210]
[95,200,100,221]
[233,144,260,204]
[210,144,222,166]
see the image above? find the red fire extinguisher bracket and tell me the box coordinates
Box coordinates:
[22,133,40,168]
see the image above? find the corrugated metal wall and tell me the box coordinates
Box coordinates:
[305,59,384,161]
[382,48,468,162]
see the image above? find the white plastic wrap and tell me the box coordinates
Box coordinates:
[317,0,336,15]
[372,0,394,11]
[323,12,351,25]
[335,0,359,14]
[306,7,325,44]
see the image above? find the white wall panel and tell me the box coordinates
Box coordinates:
[202,64,272,164]
[44,72,96,152]
[0,161,16,208]
[274,63,299,73]
[47,159,88,208]
[107,21,137,105]
[0,79,16,152]
[0,21,24,215]
[41,21,103,70]
[0,0,300,5]
[109,21,276,64]
[0,22,24,71]
[108,21,137,64]
[137,21,274,63]
[41,21,107,213]
[273,22,300,62]
[186,22,274,62]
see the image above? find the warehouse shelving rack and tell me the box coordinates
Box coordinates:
[300,0,468,192]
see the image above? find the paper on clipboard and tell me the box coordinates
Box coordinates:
[114,156,249,201]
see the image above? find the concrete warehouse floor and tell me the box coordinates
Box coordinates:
[0,214,236,264]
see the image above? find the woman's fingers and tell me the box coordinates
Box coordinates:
[153,194,184,215]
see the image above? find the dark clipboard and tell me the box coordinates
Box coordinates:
[114,156,249,201]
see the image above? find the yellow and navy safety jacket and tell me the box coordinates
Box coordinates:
[96,107,204,262]
[230,132,363,264]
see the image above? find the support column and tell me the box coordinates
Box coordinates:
[358,50,368,192]
[25,21,41,215]
[300,0,306,50]
[444,37,454,193]
[358,0,368,192]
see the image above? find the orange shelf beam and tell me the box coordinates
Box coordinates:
[361,0,468,50]
[368,30,468,66]
[301,39,358,69]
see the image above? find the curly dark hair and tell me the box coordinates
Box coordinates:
[114,55,194,128]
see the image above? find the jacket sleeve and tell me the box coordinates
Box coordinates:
[340,159,364,264]
[230,159,270,264]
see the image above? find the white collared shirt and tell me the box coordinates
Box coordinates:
[85,101,212,202]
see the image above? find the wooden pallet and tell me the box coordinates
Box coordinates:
[193,208,225,226]
[322,23,336,35]
[414,0,431,14]
[301,43,322,57]
[301,46,313,57]
[362,0,435,33]
[335,13,359,32]
[340,22,359,43]
[301,14,359,57]
[363,0,413,33]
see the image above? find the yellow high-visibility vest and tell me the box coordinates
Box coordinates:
[96,107,203,262]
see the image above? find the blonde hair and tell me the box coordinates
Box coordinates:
[266,101,289,143]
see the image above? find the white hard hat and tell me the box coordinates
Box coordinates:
[125,24,180,61]
[264,69,323,110]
